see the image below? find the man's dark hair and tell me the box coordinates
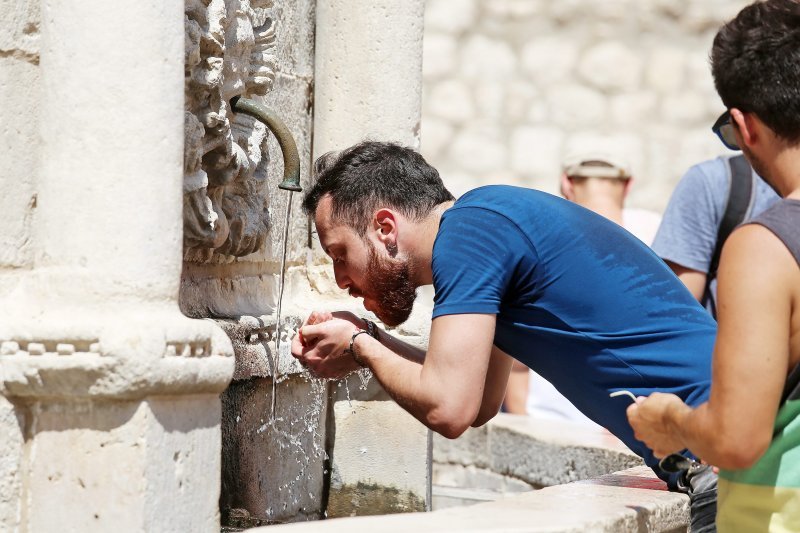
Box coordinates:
[711,0,800,143]
[303,141,454,236]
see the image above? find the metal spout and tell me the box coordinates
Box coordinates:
[230,96,302,192]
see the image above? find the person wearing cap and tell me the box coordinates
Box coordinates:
[560,155,661,246]
[291,141,717,524]
[503,154,663,418]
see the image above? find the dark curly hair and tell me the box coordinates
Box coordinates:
[711,0,800,143]
[302,141,454,236]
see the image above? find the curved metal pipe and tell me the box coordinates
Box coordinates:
[230,96,302,192]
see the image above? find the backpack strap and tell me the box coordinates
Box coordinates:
[703,155,753,315]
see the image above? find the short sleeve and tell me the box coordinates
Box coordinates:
[651,159,728,273]
[431,207,535,318]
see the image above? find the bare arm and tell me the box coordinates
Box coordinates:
[295,313,498,439]
[664,260,707,301]
[501,359,530,415]
[629,225,794,468]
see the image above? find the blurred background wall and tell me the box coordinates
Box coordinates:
[420,0,750,211]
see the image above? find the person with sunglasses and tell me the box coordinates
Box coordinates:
[627,1,800,531]
[651,147,778,319]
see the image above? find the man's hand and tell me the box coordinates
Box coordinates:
[626,392,690,458]
[291,311,365,379]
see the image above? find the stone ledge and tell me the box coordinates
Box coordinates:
[435,414,643,487]
[253,465,688,532]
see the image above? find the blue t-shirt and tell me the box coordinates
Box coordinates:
[652,156,780,313]
[431,185,715,480]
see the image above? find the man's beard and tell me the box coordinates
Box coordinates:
[362,241,417,327]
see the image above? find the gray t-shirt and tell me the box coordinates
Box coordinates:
[652,155,780,311]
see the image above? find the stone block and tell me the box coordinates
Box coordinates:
[0,55,38,270]
[314,0,425,154]
[448,124,508,175]
[504,81,540,122]
[432,422,490,468]
[21,396,222,533]
[610,91,658,127]
[220,374,329,526]
[435,415,642,489]
[660,91,707,126]
[327,399,430,518]
[546,84,607,129]
[645,47,687,93]
[686,51,716,92]
[424,0,478,34]
[420,117,455,161]
[578,41,643,93]
[488,417,643,487]
[483,0,544,18]
[510,126,564,180]
[427,79,475,123]
[254,467,689,533]
[422,33,457,79]
[474,82,506,121]
[520,38,579,86]
[459,35,517,81]
[432,463,532,493]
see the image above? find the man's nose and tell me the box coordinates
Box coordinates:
[333,264,350,290]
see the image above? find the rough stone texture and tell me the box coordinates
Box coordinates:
[21,397,223,533]
[434,415,643,489]
[0,396,23,530]
[432,464,533,510]
[327,399,430,518]
[0,0,38,273]
[313,0,425,154]
[220,374,328,525]
[421,0,752,207]
[252,465,688,532]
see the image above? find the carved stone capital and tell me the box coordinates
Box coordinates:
[0,311,234,400]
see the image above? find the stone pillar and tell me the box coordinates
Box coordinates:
[314,0,425,152]
[0,1,233,531]
[313,0,432,517]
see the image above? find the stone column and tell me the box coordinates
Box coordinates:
[313,0,432,517]
[0,1,233,531]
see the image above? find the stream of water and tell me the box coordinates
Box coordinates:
[271,191,294,419]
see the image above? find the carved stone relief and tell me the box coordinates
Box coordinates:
[184,0,278,262]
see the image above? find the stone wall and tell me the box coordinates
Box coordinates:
[421,0,750,210]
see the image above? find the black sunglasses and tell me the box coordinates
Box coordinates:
[712,110,740,150]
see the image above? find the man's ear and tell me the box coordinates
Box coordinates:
[560,174,575,200]
[731,107,758,149]
[621,177,633,199]
[372,208,398,251]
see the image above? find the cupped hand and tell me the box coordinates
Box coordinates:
[626,392,688,458]
[290,310,365,379]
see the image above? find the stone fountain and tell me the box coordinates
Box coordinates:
[0,0,428,531]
